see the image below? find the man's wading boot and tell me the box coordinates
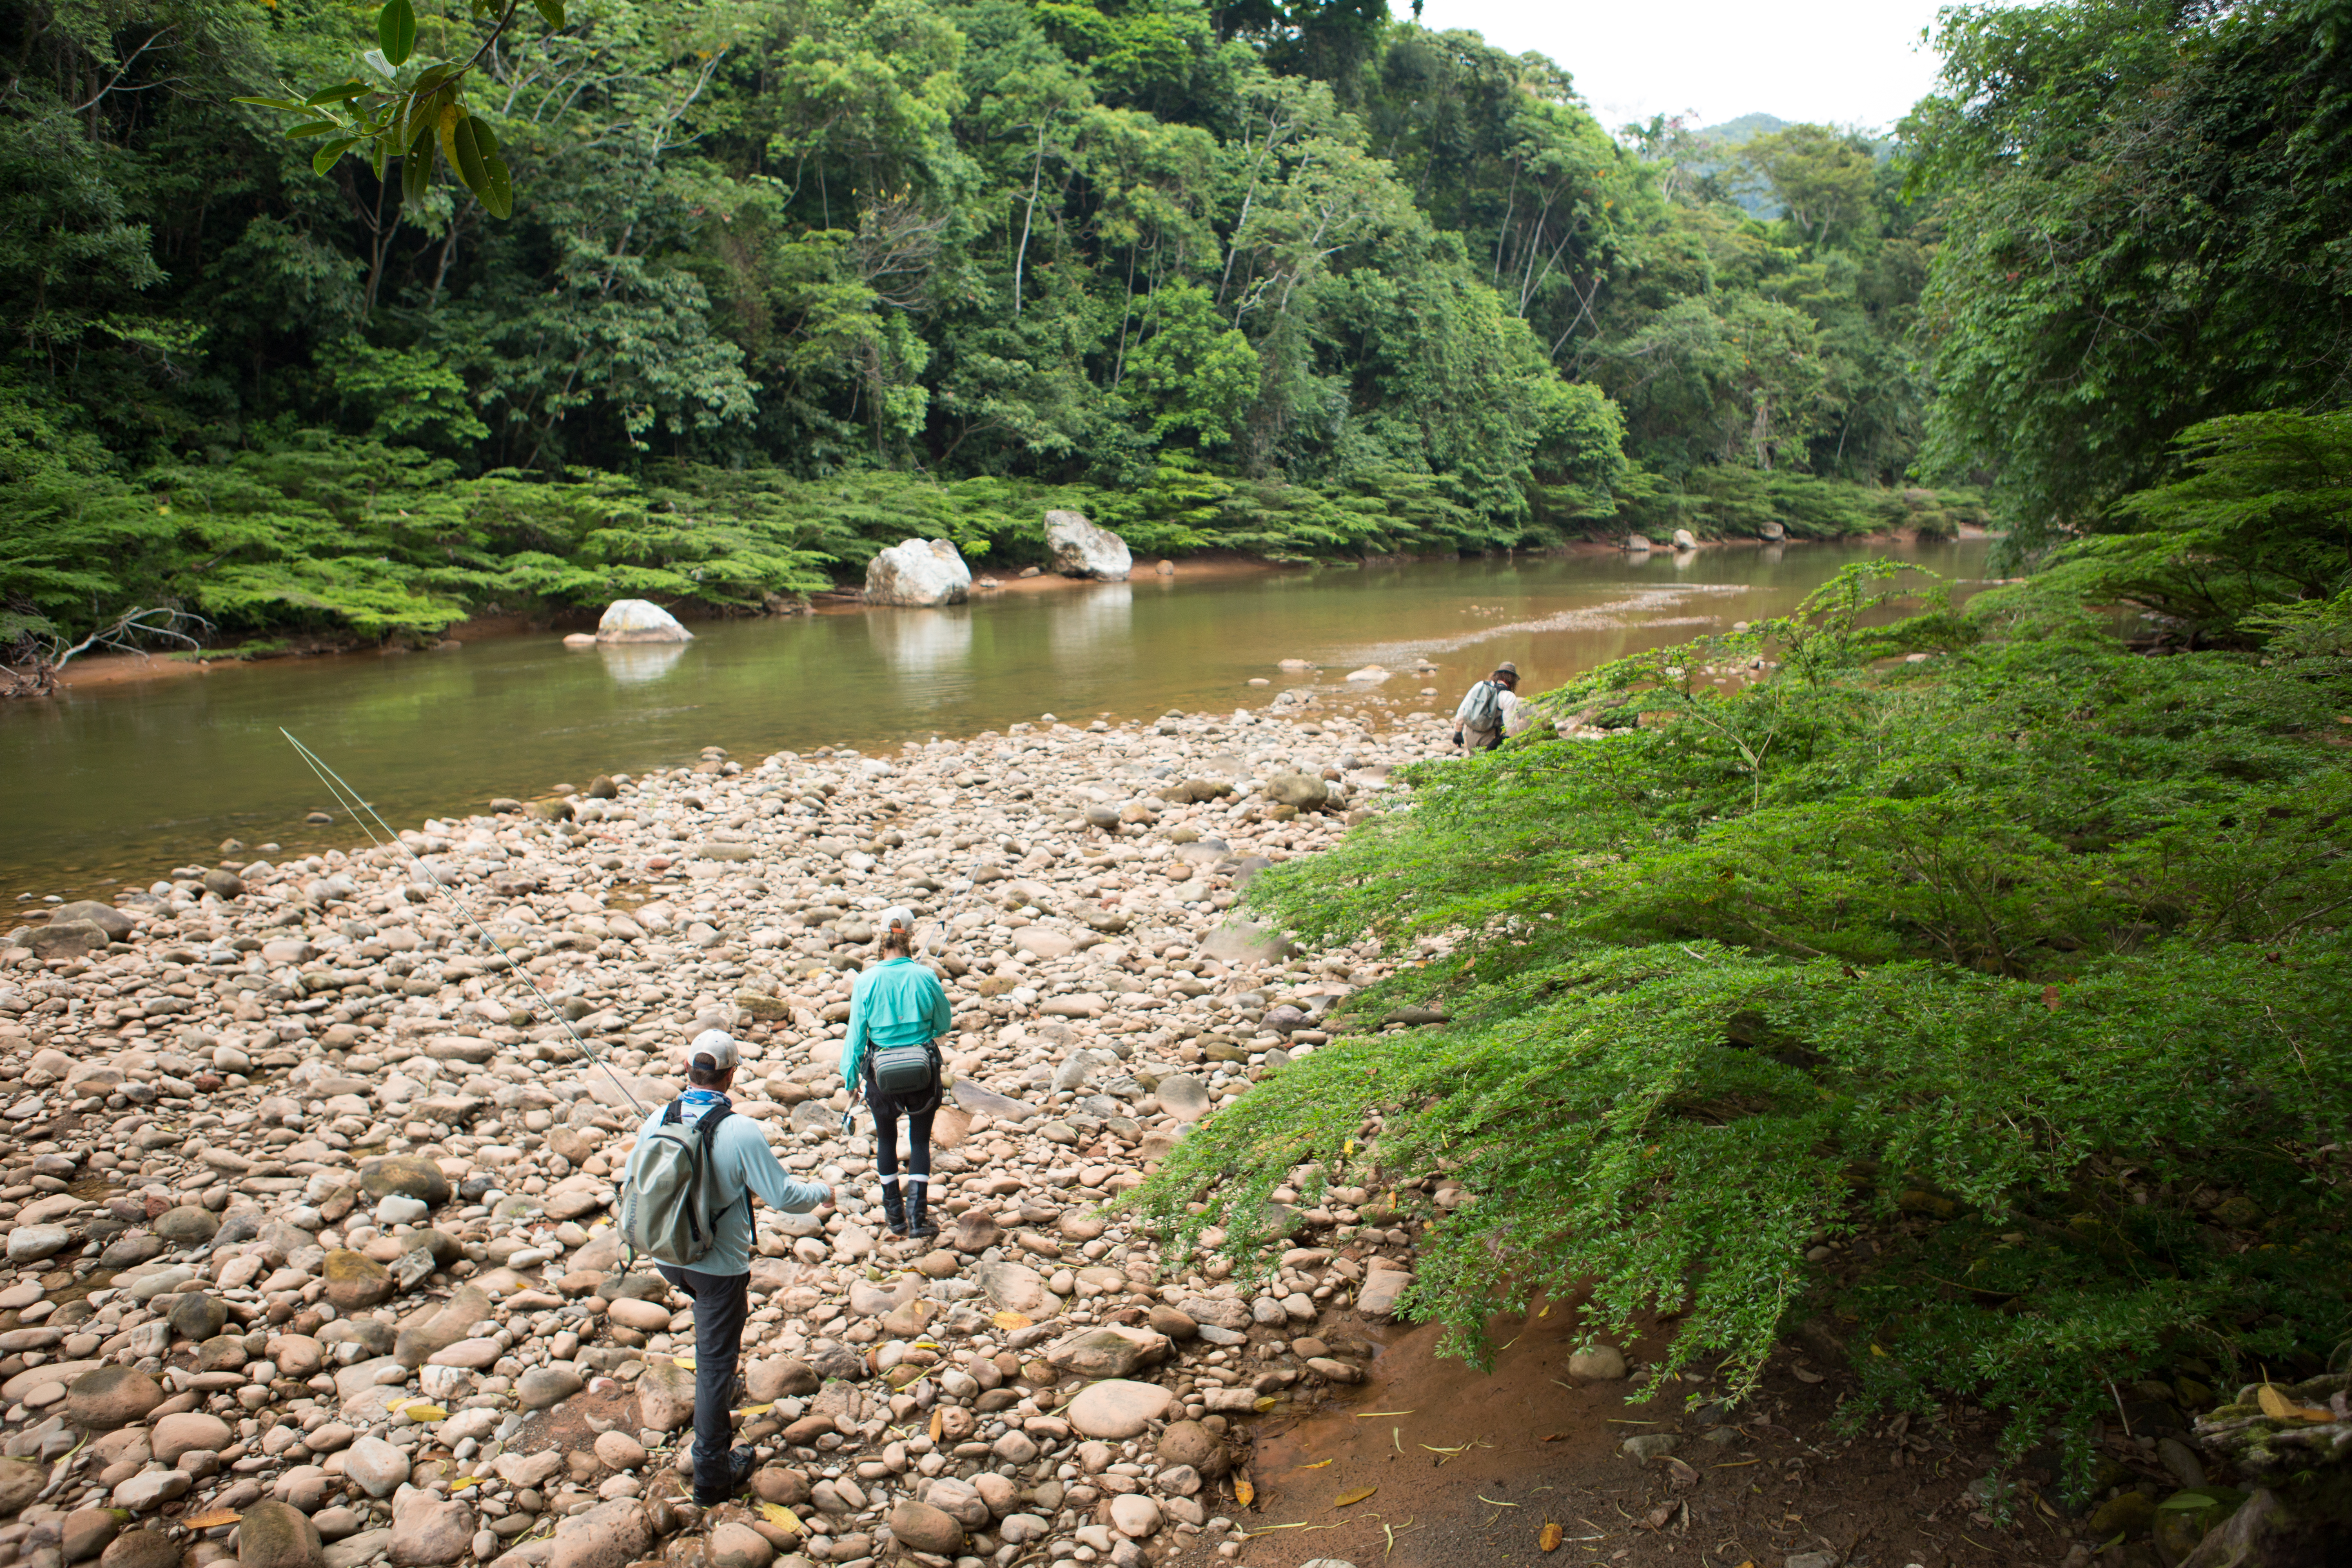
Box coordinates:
[909,1180,938,1240]
[693,1445,758,1508]
[881,1182,908,1237]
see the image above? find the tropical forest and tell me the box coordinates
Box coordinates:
[5,0,2352,1560]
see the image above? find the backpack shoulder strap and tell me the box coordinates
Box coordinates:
[694,1102,743,1232]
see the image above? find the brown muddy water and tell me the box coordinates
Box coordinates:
[0,540,1989,905]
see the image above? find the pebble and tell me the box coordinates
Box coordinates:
[0,698,1461,1568]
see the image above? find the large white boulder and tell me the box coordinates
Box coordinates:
[865,538,972,607]
[1045,510,1132,581]
[595,599,693,644]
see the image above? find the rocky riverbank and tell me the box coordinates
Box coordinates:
[0,693,1476,1568]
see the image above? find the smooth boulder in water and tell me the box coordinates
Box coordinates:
[594,599,693,644]
[864,538,973,607]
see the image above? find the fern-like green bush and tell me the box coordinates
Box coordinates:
[1129,577,2352,1484]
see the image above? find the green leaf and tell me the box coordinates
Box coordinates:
[531,0,565,28]
[447,113,491,207]
[370,134,390,183]
[378,0,417,67]
[399,145,430,205]
[361,49,397,81]
[410,64,458,94]
[312,137,359,175]
[285,120,343,139]
[231,95,311,111]
[305,81,372,106]
[478,147,513,219]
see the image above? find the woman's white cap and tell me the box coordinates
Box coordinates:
[879,906,915,935]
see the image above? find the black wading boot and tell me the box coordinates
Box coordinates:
[909,1182,939,1239]
[881,1183,909,1236]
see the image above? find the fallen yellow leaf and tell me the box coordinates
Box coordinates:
[760,1503,803,1533]
[1234,1476,1255,1509]
[1252,1395,1278,1412]
[2252,1384,2329,1423]
[1296,1459,1332,1470]
[1539,1521,1564,1552]
[395,1401,448,1422]
[993,1311,1032,1331]
[183,1510,242,1530]
[673,1353,696,1370]
[929,1408,943,1444]
[1335,1487,1377,1507]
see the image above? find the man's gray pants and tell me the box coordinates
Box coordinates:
[656,1264,749,1500]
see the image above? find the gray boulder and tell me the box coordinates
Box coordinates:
[47,902,133,941]
[1044,511,1132,581]
[865,539,973,607]
[594,600,693,644]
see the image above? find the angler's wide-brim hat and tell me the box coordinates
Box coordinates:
[1494,661,1520,678]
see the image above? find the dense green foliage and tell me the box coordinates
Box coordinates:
[1983,409,2352,650]
[3,0,1936,650]
[1134,570,2352,1476]
[1907,0,2352,550]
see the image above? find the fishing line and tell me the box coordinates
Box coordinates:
[279,728,647,1117]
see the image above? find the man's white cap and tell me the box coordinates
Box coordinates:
[688,1029,740,1076]
[878,907,915,938]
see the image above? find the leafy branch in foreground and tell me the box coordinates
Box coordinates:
[234,0,558,217]
[1128,626,2352,1490]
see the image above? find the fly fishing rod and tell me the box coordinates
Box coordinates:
[281,729,647,1117]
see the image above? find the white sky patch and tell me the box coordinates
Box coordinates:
[1407,0,1967,135]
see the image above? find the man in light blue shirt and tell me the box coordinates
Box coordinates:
[623,1029,831,1506]
[842,907,952,1238]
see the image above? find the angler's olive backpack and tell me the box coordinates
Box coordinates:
[619,1099,738,1267]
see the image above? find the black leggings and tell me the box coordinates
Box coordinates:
[868,1084,935,1199]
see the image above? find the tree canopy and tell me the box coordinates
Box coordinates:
[4,0,1941,653]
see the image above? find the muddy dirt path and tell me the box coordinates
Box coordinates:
[1176,1296,2071,1568]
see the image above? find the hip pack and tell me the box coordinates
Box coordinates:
[868,1040,940,1099]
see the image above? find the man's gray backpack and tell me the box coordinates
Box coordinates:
[1461,679,1504,731]
[619,1099,739,1267]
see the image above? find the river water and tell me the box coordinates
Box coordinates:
[0,539,1987,904]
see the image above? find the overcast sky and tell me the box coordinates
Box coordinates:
[1410,0,1968,135]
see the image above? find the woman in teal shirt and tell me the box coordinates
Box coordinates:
[843,907,953,1237]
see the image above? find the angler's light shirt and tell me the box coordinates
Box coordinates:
[842,957,953,1091]
[621,1091,827,1276]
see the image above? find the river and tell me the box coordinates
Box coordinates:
[0,539,1988,904]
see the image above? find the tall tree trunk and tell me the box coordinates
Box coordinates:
[1011,117,1052,318]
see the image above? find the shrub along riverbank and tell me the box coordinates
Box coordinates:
[1132,561,2352,1508]
[4,421,1982,664]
